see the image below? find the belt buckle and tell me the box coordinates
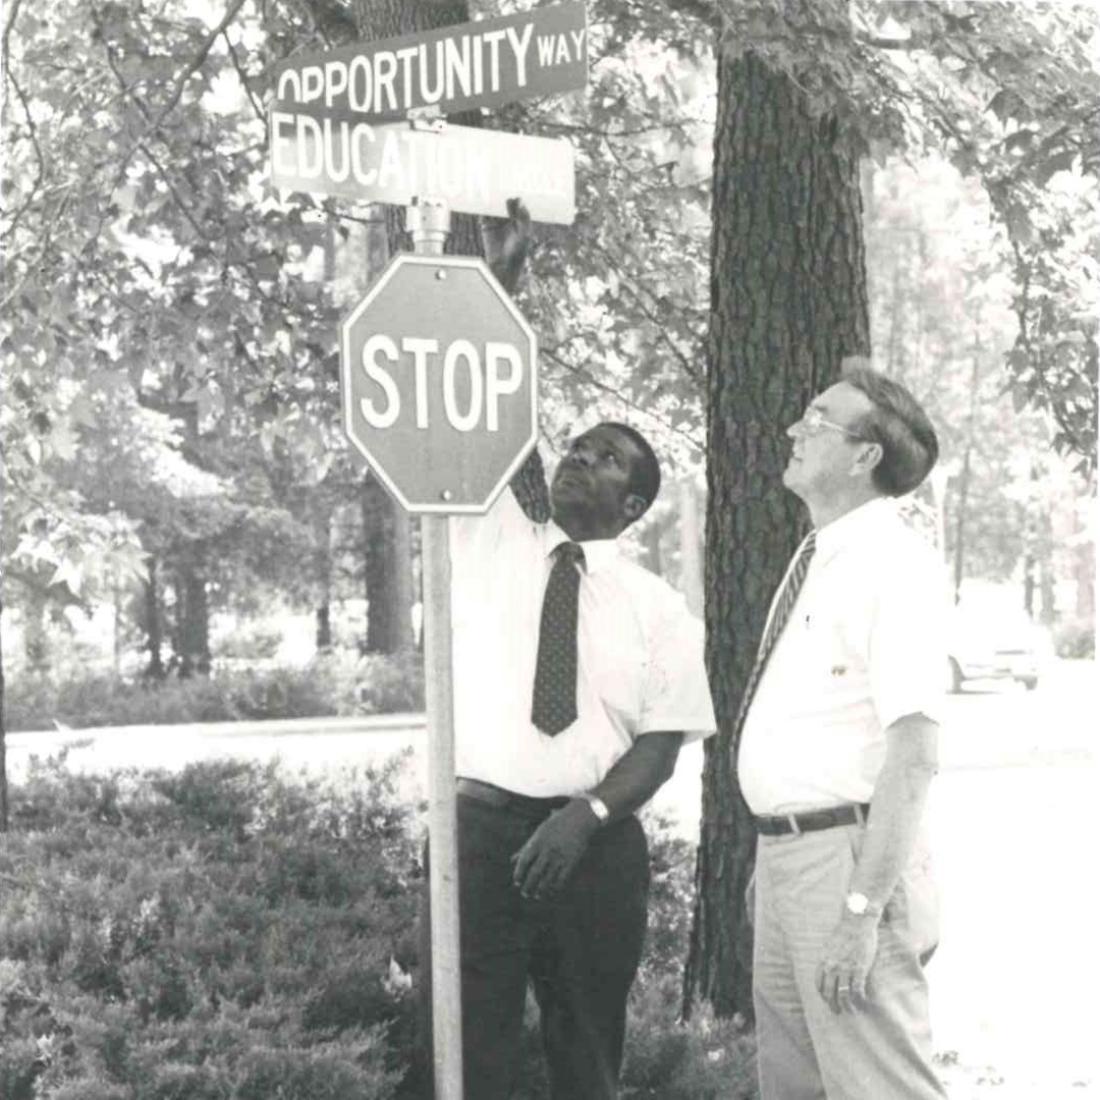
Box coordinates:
[786,813,802,837]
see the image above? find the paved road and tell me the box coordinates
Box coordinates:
[7,659,1097,1097]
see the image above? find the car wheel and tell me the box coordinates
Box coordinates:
[948,657,964,694]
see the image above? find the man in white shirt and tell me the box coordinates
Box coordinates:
[421,427,715,1100]
[736,367,948,1099]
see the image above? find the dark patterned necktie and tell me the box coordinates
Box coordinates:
[733,531,817,735]
[531,541,585,735]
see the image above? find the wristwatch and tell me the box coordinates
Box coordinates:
[844,892,883,918]
[581,793,611,825]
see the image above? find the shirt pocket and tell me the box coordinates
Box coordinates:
[588,636,646,724]
[798,595,862,688]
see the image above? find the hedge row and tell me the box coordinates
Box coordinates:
[4,652,424,732]
[0,756,756,1099]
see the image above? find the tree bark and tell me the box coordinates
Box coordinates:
[683,14,869,1021]
[1,592,8,832]
[357,202,414,655]
[143,555,165,679]
[313,507,334,652]
[24,583,49,676]
[174,547,211,677]
[363,475,415,652]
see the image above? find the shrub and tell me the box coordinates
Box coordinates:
[1,762,756,1099]
[4,651,425,732]
[1053,616,1096,659]
[0,756,419,1099]
[214,622,283,661]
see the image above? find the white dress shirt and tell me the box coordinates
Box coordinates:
[448,486,716,797]
[737,498,948,815]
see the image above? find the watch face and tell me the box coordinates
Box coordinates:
[846,893,869,915]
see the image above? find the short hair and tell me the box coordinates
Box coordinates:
[601,421,662,514]
[843,368,939,496]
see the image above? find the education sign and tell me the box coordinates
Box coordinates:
[270,1,587,124]
[269,118,575,223]
[340,254,538,513]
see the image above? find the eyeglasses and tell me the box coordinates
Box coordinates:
[795,407,869,441]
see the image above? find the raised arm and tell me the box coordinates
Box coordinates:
[482,197,551,522]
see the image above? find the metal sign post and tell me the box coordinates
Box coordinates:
[407,196,463,1100]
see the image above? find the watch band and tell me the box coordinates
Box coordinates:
[582,793,611,824]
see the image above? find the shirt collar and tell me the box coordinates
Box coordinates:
[813,496,896,559]
[543,521,621,575]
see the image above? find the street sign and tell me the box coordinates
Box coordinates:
[269,118,575,224]
[341,253,537,513]
[271,2,586,124]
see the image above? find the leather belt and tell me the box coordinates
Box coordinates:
[457,777,571,819]
[755,802,871,837]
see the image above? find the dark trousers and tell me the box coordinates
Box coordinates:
[418,794,649,1100]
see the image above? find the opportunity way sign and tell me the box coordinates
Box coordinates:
[270,1,587,124]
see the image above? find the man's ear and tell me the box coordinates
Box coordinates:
[851,441,883,478]
[622,493,647,524]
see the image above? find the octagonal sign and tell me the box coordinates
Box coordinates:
[340,254,538,513]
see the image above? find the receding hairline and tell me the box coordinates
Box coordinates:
[812,382,876,425]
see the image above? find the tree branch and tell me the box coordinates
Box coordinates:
[222,27,266,126]
[81,0,250,257]
[139,0,251,143]
[0,0,22,64]
[541,343,704,451]
[662,0,721,32]
[0,68,46,243]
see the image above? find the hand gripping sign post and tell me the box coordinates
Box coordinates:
[273,9,583,1097]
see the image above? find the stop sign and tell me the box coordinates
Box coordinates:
[340,254,538,513]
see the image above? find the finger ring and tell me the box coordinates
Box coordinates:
[838,985,850,992]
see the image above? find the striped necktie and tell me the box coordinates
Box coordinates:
[531,541,585,736]
[733,531,817,735]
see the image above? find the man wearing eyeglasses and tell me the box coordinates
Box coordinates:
[736,367,949,1098]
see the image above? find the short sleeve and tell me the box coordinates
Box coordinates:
[867,544,949,730]
[637,593,717,742]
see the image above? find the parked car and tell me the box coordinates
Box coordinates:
[947,607,1053,692]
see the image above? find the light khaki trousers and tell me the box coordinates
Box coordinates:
[752,825,947,1099]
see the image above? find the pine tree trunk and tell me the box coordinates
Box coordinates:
[363,476,414,652]
[24,582,50,677]
[683,24,869,1021]
[0,591,8,832]
[175,548,211,677]
[314,510,334,652]
[143,556,165,679]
